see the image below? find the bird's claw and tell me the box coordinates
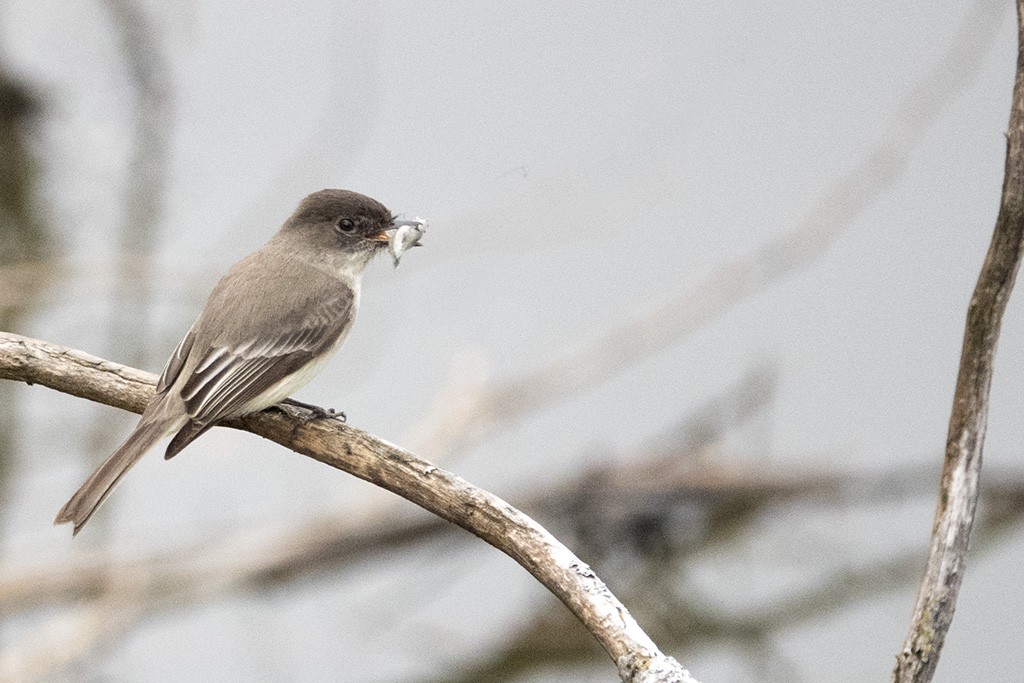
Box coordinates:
[280,398,346,423]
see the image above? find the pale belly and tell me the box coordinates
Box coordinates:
[235,307,356,415]
[237,347,341,414]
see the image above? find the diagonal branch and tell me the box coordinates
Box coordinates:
[0,331,698,683]
[893,2,1024,681]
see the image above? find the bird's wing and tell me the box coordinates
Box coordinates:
[178,288,354,425]
[156,323,197,393]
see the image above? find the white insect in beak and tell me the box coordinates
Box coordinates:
[387,217,427,268]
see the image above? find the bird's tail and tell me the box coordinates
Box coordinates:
[55,414,176,535]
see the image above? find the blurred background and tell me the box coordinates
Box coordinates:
[2,1,1024,681]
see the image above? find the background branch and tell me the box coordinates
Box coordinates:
[0,331,697,683]
[893,2,1024,680]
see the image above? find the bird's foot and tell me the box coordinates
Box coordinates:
[280,398,346,423]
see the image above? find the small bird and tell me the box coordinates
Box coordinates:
[56,189,417,535]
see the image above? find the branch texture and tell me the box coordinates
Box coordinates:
[893,3,1024,681]
[0,331,697,683]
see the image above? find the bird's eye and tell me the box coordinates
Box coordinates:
[336,218,356,234]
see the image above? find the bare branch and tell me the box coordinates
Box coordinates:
[0,331,698,683]
[893,3,1024,681]
[0,364,778,623]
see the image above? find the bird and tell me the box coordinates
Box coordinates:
[56,189,414,535]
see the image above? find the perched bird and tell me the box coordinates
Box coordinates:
[56,189,418,535]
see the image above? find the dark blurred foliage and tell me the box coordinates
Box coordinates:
[0,65,49,525]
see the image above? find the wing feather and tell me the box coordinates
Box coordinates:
[178,293,353,424]
[156,325,197,393]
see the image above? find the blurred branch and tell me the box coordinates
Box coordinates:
[0,513,448,613]
[0,359,779,615]
[0,598,145,683]
[437,471,1024,683]
[12,459,1023,619]
[893,2,1024,681]
[0,331,697,683]
[97,0,171,368]
[409,0,1007,460]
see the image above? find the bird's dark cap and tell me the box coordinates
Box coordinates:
[292,189,392,225]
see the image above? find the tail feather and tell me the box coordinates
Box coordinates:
[165,419,215,460]
[55,417,174,535]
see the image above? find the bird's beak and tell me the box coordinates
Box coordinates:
[365,230,391,243]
